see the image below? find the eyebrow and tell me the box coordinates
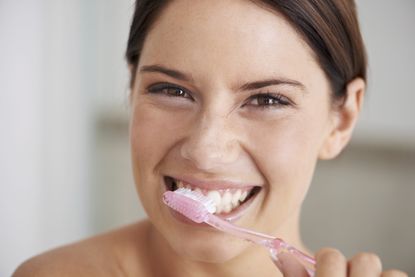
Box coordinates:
[139,64,306,92]
[239,78,305,92]
[139,64,193,82]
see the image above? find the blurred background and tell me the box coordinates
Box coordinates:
[1,0,414,276]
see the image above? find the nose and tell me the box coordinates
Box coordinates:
[180,113,240,171]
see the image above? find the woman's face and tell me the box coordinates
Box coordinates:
[130,0,334,262]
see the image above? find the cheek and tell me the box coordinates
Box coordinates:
[129,100,190,191]
[130,109,160,178]
[245,111,330,219]
[265,123,321,178]
[129,103,168,204]
[251,116,324,176]
[130,102,178,168]
[255,126,316,202]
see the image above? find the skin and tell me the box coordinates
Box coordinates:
[13,0,407,276]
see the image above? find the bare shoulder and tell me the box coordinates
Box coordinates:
[13,220,152,277]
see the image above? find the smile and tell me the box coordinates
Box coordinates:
[164,176,261,215]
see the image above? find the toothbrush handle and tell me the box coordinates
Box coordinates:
[205,214,275,245]
[205,215,315,276]
[268,238,315,277]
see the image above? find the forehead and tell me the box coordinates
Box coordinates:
[139,0,324,89]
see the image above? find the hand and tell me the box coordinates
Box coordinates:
[276,248,408,277]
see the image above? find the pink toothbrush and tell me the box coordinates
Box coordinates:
[163,188,315,276]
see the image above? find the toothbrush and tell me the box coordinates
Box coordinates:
[163,188,316,276]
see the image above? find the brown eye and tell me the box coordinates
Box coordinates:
[246,93,291,108]
[256,95,278,105]
[163,87,187,97]
[147,83,193,100]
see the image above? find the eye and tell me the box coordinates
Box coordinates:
[245,93,292,108]
[147,83,193,100]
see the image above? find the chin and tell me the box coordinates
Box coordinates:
[171,233,251,263]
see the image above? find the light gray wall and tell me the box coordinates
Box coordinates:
[302,145,415,273]
[355,0,415,146]
[1,1,93,275]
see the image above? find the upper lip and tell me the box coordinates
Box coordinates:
[167,174,262,190]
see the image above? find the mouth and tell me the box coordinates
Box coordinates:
[164,176,262,216]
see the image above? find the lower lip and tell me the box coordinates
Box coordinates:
[165,189,260,226]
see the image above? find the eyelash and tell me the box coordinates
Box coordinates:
[147,83,193,100]
[146,83,293,108]
[244,92,293,108]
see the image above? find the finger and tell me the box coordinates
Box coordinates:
[348,252,382,277]
[275,252,309,277]
[381,270,408,277]
[315,248,347,277]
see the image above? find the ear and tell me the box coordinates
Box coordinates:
[319,78,365,160]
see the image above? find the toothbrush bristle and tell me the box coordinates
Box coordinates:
[163,188,216,223]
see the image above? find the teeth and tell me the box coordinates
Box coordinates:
[207,191,221,207]
[177,181,184,189]
[222,191,232,204]
[240,191,248,202]
[231,189,242,207]
[174,180,255,214]
[217,191,232,214]
[223,203,232,213]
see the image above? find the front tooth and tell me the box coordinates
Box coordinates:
[239,190,248,202]
[222,191,232,204]
[231,199,239,209]
[232,190,242,207]
[207,191,222,208]
[223,203,232,213]
[220,191,233,213]
[194,188,202,195]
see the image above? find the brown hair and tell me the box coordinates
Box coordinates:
[125,0,367,101]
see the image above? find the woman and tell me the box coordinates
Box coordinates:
[14,0,407,276]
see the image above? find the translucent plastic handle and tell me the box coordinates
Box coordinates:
[204,214,315,275]
[267,238,315,277]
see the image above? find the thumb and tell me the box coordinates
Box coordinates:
[274,252,310,277]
